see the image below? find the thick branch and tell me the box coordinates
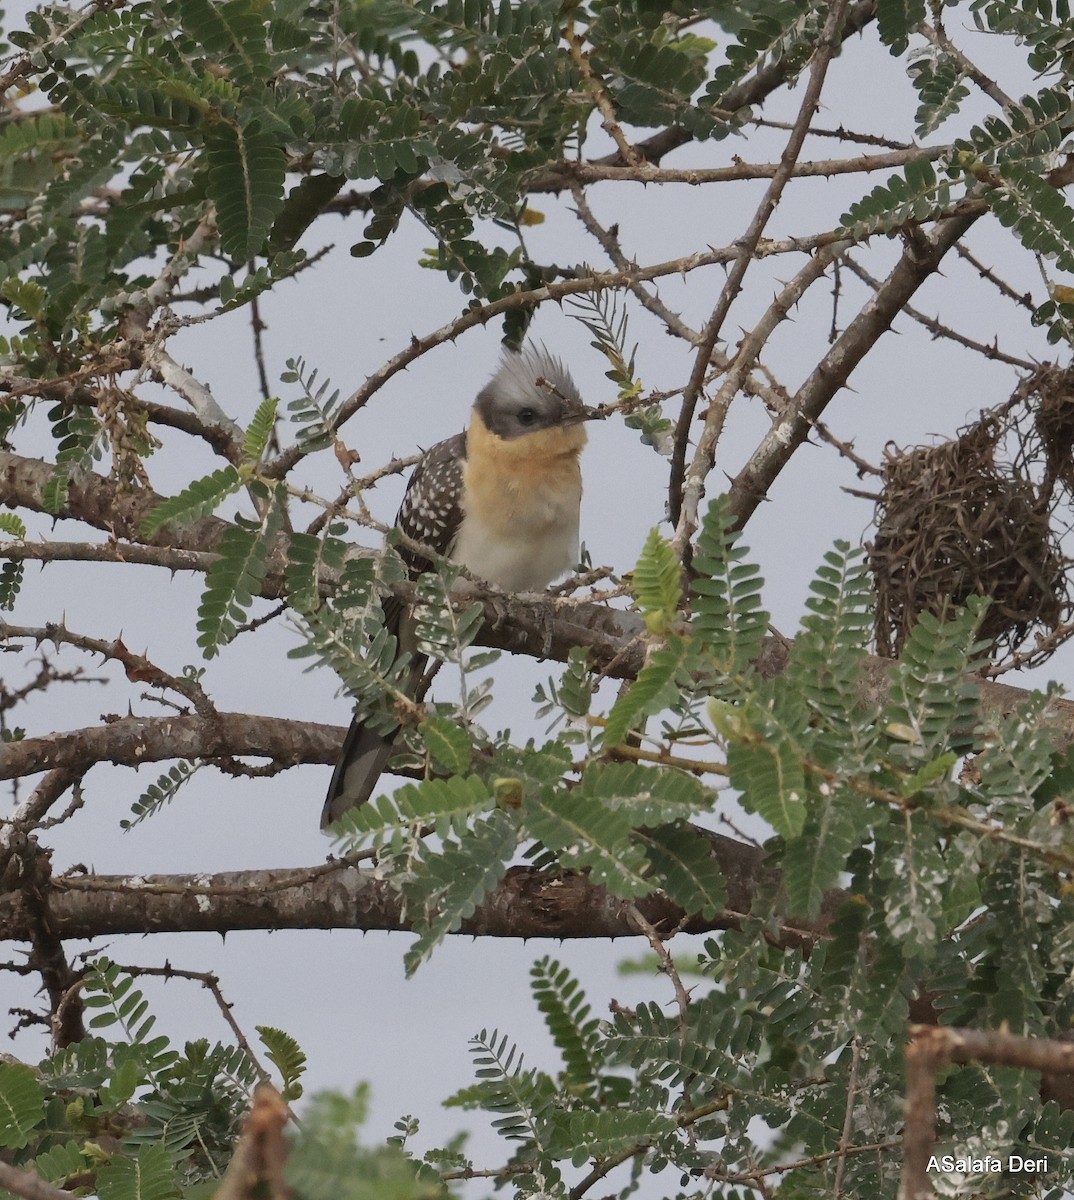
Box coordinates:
[0,712,341,782]
[0,449,241,562]
[0,835,781,942]
[725,210,981,528]
[901,1025,1074,1200]
[0,632,1071,784]
[0,1161,75,1200]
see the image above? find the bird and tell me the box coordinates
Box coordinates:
[322,344,596,828]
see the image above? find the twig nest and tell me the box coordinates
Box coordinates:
[1032,364,1074,500]
[870,409,1067,662]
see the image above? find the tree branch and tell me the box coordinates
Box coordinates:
[0,834,785,943]
[671,0,853,535]
[0,1161,76,1200]
[0,712,341,782]
[725,209,982,528]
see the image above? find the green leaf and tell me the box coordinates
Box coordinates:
[705,0,819,114]
[411,565,483,664]
[632,527,682,634]
[730,728,807,839]
[205,125,286,262]
[0,1062,45,1149]
[972,686,1062,810]
[876,0,926,52]
[465,1028,557,1149]
[284,527,347,615]
[878,820,946,960]
[529,958,604,1093]
[909,51,970,136]
[177,0,272,88]
[883,599,986,765]
[42,403,104,514]
[403,808,519,974]
[639,823,727,918]
[219,250,310,312]
[32,1140,89,1188]
[786,541,878,771]
[331,774,494,846]
[691,495,768,680]
[552,645,595,719]
[419,715,473,775]
[603,635,691,749]
[987,162,1074,271]
[899,751,957,798]
[243,396,279,464]
[549,1108,677,1168]
[723,685,809,839]
[782,792,864,917]
[0,558,23,610]
[567,287,642,401]
[95,1144,180,1200]
[579,761,709,826]
[196,486,285,657]
[287,1086,440,1200]
[284,356,343,453]
[840,156,953,240]
[525,789,651,897]
[257,1026,307,1101]
[122,763,197,829]
[0,513,27,539]
[291,555,413,741]
[140,466,242,538]
[953,87,1072,169]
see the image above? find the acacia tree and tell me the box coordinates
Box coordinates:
[4,0,1074,1197]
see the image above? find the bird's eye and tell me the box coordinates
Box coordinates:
[517,407,538,426]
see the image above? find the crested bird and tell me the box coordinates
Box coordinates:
[322,344,595,828]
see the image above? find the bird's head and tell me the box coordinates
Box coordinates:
[474,345,597,441]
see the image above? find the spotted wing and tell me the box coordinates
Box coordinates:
[395,430,467,577]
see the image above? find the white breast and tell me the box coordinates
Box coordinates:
[452,489,580,591]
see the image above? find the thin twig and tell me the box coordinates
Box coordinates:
[752,115,913,151]
[832,1036,862,1200]
[625,905,692,1038]
[104,961,273,1086]
[705,1139,900,1186]
[251,295,272,404]
[263,229,874,479]
[550,144,946,187]
[724,201,984,530]
[955,242,1037,311]
[570,184,700,345]
[0,620,215,717]
[674,238,850,556]
[568,1097,729,1199]
[566,30,642,166]
[670,0,853,535]
[841,255,1035,368]
[811,419,883,476]
[919,22,1014,109]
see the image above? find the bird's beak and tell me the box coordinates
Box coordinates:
[564,402,602,425]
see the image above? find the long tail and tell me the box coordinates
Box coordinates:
[321,716,399,827]
[321,648,431,829]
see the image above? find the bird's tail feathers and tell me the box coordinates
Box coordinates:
[321,718,397,828]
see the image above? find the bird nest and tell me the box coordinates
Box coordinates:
[871,366,1074,663]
